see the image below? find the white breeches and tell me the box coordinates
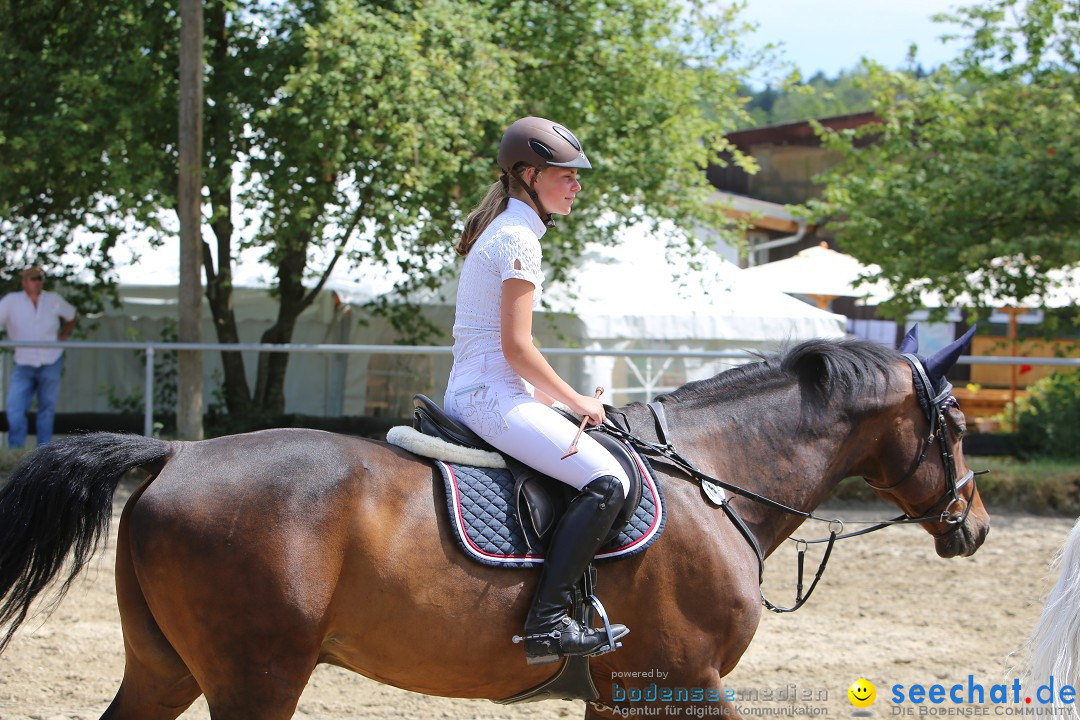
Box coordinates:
[445,351,630,495]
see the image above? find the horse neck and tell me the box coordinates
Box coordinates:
[646,385,871,558]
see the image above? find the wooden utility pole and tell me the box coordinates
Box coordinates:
[177,0,204,439]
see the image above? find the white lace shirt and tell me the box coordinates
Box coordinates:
[451,198,547,363]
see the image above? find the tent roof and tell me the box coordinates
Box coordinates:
[108,221,848,343]
[548,226,846,341]
[424,223,847,342]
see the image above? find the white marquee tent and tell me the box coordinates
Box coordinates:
[8,224,847,422]
[740,241,891,309]
[411,224,848,408]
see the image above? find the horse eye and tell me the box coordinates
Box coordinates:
[947,408,967,437]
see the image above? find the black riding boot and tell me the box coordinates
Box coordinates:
[522,475,630,665]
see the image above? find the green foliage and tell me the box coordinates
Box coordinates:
[1000,372,1080,460]
[0,0,177,311]
[807,0,1080,320]
[1,0,760,415]
[244,0,515,281]
[741,67,875,127]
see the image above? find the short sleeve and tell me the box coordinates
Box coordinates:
[493,229,543,288]
[55,294,76,321]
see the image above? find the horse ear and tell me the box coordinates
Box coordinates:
[924,326,977,382]
[898,324,920,355]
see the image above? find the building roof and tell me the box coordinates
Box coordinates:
[725,111,879,150]
[710,191,800,234]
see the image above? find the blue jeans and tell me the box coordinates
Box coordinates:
[6,356,64,447]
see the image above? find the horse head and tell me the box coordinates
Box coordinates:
[855,324,989,558]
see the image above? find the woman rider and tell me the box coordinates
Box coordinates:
[444,117,632,665]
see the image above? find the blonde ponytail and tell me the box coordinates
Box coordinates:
[456,167,540,255]
[456,178,510,256]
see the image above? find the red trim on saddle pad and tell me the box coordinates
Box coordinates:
[436,443,665,568]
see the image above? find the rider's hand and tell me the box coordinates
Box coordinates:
[570,393,605,427]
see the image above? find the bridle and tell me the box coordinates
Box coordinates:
[601,352,984,613]
[867,353,977,532]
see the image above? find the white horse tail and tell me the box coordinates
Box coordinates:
[1024,517,1080,700]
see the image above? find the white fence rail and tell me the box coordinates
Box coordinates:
[2,340,1078,437]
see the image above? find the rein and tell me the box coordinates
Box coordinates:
[601,354,983,614]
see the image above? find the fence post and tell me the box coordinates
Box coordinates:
[144,345,155,437]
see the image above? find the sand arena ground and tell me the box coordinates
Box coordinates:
[0,477,1072,720]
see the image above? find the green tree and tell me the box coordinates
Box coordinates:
[0,1,176,313]
[808,0,1079,318]
[0,0,757,420]
[741,67,874,128]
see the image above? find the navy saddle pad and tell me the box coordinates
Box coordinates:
[435,440,665,568]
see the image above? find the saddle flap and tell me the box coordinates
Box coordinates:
[588,431,646,536]
[520,477,556,540]
[412,394,493,451]
[513,468,572,543]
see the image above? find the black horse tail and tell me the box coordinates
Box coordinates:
[0,432,172,653]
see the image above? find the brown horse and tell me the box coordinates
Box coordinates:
[0,334,989,719]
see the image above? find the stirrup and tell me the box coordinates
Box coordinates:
[583,593,625,657]
[512,598,627,665]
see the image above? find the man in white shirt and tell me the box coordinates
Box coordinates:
[0,265,78,447]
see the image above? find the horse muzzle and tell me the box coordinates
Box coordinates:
[933,500,990,558]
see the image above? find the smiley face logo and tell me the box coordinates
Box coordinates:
[848,678,876,708]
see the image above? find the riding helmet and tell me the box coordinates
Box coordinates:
[497,117,592,174]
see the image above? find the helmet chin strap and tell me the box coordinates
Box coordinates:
[515,167,555,228]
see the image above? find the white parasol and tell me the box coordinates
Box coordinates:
[741,241,891,309]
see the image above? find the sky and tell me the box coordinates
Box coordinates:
[736,0,969,83]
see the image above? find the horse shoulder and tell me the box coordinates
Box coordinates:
[622,478,763,675]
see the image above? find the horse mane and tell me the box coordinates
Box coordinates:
[657,337,900,406]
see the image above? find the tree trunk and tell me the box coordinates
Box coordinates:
[202,0,253,421]
[253,242,309,416]
[177,0,204,440]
